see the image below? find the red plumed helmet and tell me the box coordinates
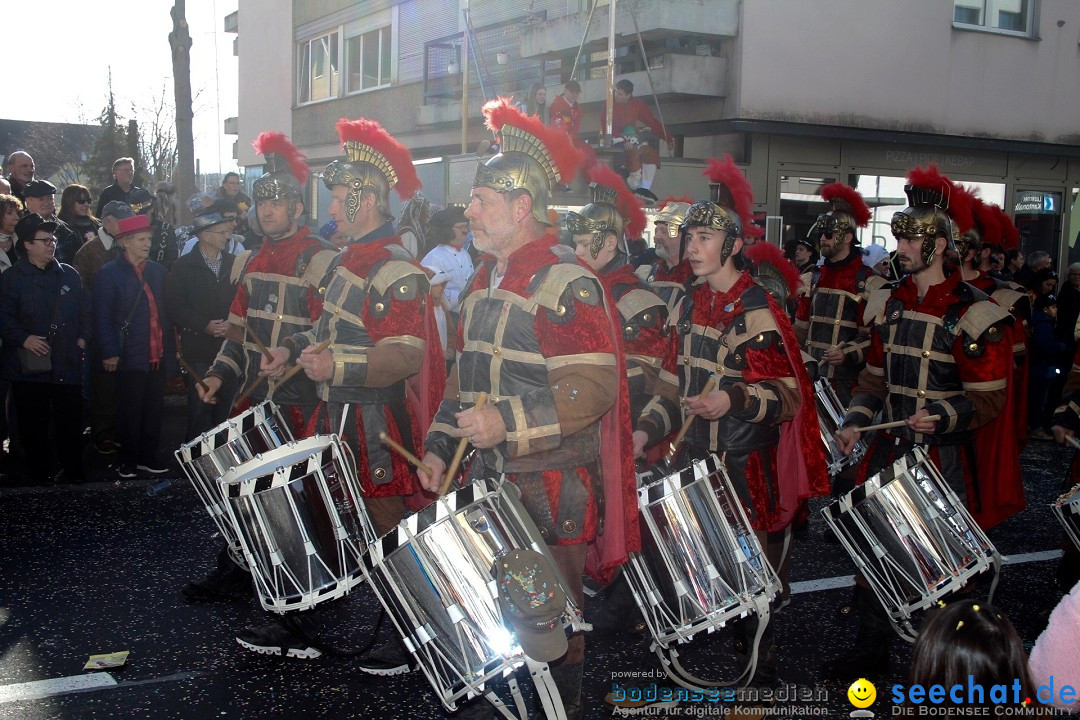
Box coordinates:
[745,241,801,297]
[905,165,955,210]
[944,180,975,235]
[335,118,422,200]
[483,97,583,183]
[820,182,871,228]
[971,194,1004,247]
[253,132,309,185]
[586,160,647,239]
[703,155,755,234]
[995,205,1020,251]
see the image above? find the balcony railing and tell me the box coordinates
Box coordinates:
[423,12,563,107]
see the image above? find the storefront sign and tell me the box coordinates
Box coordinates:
[1014,191,1059,215]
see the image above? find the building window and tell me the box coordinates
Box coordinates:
[953,0,1036,37]
[298,31,340,104]
[346,25,392,94]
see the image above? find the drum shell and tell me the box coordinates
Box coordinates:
[220,435,371,613]
[814,379,866,476]
[364,478,578,711]
[822,448,996,622]
[1052,484,1080,553]
[175,402,294,562]
[624,455,780,648]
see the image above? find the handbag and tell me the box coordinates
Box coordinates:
[16,277,65,374]
[116,281,147,358]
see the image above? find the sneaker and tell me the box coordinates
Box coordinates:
[356,639,416,676]
[633,187,658,202]
[116,464,138,479]
[183,561,251,602]
[236,620,321,660]
[137,463,169,475]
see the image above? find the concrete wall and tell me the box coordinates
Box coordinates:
[236,0,295,166]
[736,0,1080,145]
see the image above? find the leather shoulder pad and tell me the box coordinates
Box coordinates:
[956,299,1013,341]
[369,259,428,298]
[230,249,253,285]
[300,248,340,292]
[532,262,600,312]
[740,284,770,312]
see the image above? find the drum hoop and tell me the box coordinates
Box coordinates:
[177,401,284,461]
[220,435,341,496]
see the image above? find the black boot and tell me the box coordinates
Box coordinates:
[590,573,645,636]
[825,584,892,681]
[183,546,251,601]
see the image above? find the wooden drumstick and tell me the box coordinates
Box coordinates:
[244,321,275,362]
[176,352,209,394]
[379,432,433,477]
[1066,435,1080,450]
[277,337,333,385]
[665,375,717,463]
[441,392,488,496]
[852,415,942,434]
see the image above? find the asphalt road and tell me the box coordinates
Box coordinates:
[1,397,1076,719]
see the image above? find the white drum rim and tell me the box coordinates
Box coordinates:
[219,435,340,492]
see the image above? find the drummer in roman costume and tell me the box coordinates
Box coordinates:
[188,133,335,613]
[793,183,885,498]
[832,165,1013,679]
[256,119,445,672]
[198,132,335,431]
[636,156,829,686]
[568,157,679,424]
[416,98,639,720]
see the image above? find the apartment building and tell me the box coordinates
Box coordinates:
[227,0,1080,264]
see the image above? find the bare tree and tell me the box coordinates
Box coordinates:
[170,0,196,225]
[135,88,178,185]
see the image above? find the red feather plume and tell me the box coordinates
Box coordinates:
[971,194,1003,247]
[995,205,1020,251]
[703,155,755,236]
[656,195,694,212]
[586,160,646,239]
[335,118,422,200]
[820,182,871,228]
[483,97,583,183]
[946,182,977,234]
[745,242,800,296]
[252,132,309,185]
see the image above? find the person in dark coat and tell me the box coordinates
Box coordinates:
[93,214,175,478]
[165,211,238,440]
[1029,294,1070,439]
[0,214,91,484]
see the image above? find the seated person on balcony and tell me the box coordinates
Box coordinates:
[549,80,583,143]
[600,78,673,204]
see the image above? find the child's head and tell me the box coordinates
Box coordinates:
[910,600,1036,707]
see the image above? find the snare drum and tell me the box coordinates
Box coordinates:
[363,478,579,712]
[1052,483,1080,553]
[814,378,866,476]
[822,448,998,633]
[623,455,781,649]
[175,401,294,566]
[219,435,373,613]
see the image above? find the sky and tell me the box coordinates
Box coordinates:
[4,0,240,177]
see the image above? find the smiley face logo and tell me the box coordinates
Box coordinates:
[848,678,876,708]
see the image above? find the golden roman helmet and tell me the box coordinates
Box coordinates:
[474,98,583,227]
[682,156,755,265]
[322,118,421,224]
[807,182,871,253]
[565,161,646,259]
[251,132,309,204]
[891,166,963,266]
[654,200,691,240]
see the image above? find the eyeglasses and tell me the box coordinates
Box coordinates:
[32,236,57,245]
[820,231,834,240]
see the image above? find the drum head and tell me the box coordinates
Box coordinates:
[220,436,334,490]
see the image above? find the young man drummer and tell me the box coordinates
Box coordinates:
[416,98,639,720]
[831,165,1013,680]
[186,133,336,608]
[635,156,828,687]
[259,118,444,672]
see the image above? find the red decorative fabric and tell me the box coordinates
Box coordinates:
[133,261,163,367]
[228,227,323,321]
[652,259,693,285]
